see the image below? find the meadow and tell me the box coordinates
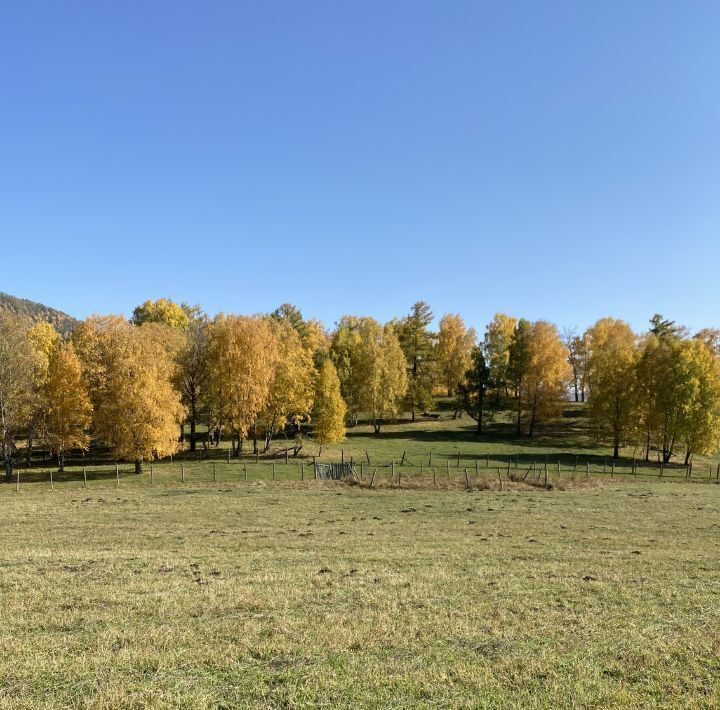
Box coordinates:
[3,404,720,708]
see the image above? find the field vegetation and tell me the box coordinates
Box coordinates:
[2,297,720,706]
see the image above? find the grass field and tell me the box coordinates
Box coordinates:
[4,401,720,708]
[1,477,719,708]
[13,401,720,489]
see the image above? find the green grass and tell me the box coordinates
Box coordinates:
[14,400,719,489]
[1,478,719,708]
[3,401,720,707]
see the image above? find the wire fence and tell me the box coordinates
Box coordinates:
[4,451,719,493]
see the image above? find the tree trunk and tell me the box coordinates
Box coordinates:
[26,430,33,468]
[134,459,143,474]
[3,432,13,482]
[684,449,692,466]
[528,395,537,437]
[516,398,522,436]
[613,441,619,459]
[189,406,197,452]
[58,451,65,472]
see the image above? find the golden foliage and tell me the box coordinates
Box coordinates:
[484,313,517,394]
[205,315,278,440]
[41,341,92,467]
[330,317,408,432]
[521,321,570,435]
[585,318,639,456]
[259,318,315,437]
[75,317,185,467]
[437,313,476,395]
[312,359,346,445]
[131,298,190,330]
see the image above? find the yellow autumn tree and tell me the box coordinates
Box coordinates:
[585,318,639,458]
[436,313,476,397]
[676,338,720,462]
[521,321,570,436]
[330,317,408,433]
[330,316,367,425]
[41,341,92,470]
[205,314,278,454]
[368,323,408,434]
[0,312,36,480]
[131,298,190,330]
[78,317,185,473]
[258,317,315,452]
[313,359,346,445]
[72,314,130,410]
[25,321,60,465]
[484,313,518,399]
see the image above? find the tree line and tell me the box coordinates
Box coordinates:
[0,299,719,480]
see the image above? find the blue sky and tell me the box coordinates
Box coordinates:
[2,1,719,335]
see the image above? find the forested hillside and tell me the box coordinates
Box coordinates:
[0,291,77,335]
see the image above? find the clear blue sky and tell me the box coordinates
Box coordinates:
[2,1,719,335]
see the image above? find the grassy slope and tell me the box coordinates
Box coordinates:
[16,400,720,486]
[0,481,718,708]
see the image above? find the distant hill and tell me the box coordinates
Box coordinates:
[0,291,78,335]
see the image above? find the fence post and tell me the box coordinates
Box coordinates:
[16,468,20,493]
[285,450,289,465]
[557,461,560,477]
[227,447,231,463]
[428,451,432,466]
[272,463,275,481]
[213,462,216,483]
[486,452,489,468]
[301,462,304,480]
[116,463,120,486]
[475,459,479,474]
[150,465,154,485]
[181,463,185,483]
[464,468,470,489]
[432,467,436,487]
[359,461,363,479]
[50,468,53,491]
[446,459,450,476]
[603,458,606,474]
[391,461,395,481]
[369,468,376,487]
[586,461,589,478]
[244,464,248,481]
[457,452,461,468]
[420,461,423,476]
